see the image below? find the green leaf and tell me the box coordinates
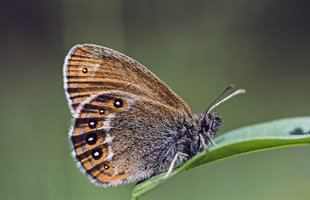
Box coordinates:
[131,117,310,200]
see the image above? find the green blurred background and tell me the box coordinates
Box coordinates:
[1,0,310,199]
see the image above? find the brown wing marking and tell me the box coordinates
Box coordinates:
[63,44,194,118]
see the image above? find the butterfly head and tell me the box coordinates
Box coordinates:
[192,112,222,152]
[202,112,222,138]
[197,86,246,149]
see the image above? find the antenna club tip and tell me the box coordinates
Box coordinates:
[206,86,246,114]
[236,89,246,94]
[228,85,234,89]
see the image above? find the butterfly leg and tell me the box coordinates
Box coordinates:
[160,152,188,180]
[199,133,218,152]
[199,133,208,151]
[206,132,218,146]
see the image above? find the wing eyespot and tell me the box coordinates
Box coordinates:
[113,99,123,108]
[91,148,103,160]
[85,133,98,145]
[88,120,98,129]
[82,68,88,73]
[99,109,105,115]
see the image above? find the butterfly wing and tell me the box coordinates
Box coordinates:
[63,44,194,118]
[64,44,195,187]
[70,91,191,186]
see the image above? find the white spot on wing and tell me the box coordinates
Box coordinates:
[100,113,115,132]
[103,133,113,144]
[104,145,115,162]
[93,63,100,70]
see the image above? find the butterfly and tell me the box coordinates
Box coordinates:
[63,44,245,187]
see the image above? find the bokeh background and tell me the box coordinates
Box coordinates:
[1,0,310,199]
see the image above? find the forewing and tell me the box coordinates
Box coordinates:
[63,44,193,117]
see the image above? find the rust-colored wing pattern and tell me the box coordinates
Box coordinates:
[63,44,193,118]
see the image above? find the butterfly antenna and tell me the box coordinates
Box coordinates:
[205,85,234,114]
[206,87,246,115]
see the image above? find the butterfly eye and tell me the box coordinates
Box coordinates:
[88,120,97,129]
[82,68,88,73]
[99,109,105,115]
[114,99,123,108]
[85,133,98,145]
[91,148,103,160]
